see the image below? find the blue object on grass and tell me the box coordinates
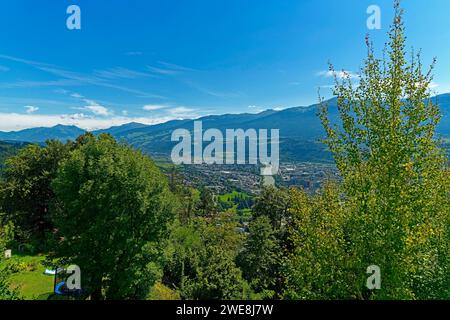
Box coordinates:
[55,281,65,295]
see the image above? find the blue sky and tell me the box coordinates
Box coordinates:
[0,0,450,131]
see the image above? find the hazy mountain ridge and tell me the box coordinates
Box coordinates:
[0,124,85,143]
[0,95,448,163]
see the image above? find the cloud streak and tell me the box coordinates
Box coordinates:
[0,112,177,132]
[143,104,167,111]
[317,70,359,79]
[0,54,164,99]
[167,106,196,117]
[81,105,111,116]
[93,67,156,80]
[24,106,39,114]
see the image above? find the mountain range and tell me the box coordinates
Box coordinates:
[1,94,449,163]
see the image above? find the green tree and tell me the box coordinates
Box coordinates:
[0,223,20,301]
[0,142,24,172]
[164,213,248,300]
[0,271,20,300]
[186,245,248,300]
[237,216,280,299]
[50,134,176,299]
[163,220,203,296]
[0,140,71,245]
[187,213,248,299]
[253,186,290,231]
[318,0,449,299]
[176,186,200,224]
[283,184,351,299]
[197,187,217,217]
[0,221,15,252]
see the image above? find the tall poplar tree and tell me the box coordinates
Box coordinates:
[319,0,449,299]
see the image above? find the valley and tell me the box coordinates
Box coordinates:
[0,94,448,194]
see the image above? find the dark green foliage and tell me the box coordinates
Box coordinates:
[0,269,20,300]
[237,216,280,299]
[163,213,249,300]
[197,187,217,217]
[186,245,248,300]
[0,140,72,245]
[50,134,176,299]
[253,186,290,231]
[0,141,26,171]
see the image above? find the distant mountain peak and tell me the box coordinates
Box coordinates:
[0,124,85,143]
[0,94,448,144]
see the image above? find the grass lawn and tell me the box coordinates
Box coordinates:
[1,254,54,300]
[218,190,251,203]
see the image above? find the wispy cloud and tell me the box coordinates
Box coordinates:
[93,67,155,80]
[0,79,80,89]
[0,54,164,99]
[157,61,197,72]
[318,84,335,89]
[143,104,167,111]
[0,95,77,110]
[125,51,143,56]
[418,81,450,94]
[248,104,284,113]
[24,105,39,114]
[146,65,180,75]
[145,61,239,99]
[167,106,197,118]
[81,105,111,116]
[247,105,265,113]
[70,93,84,99]
[146,61,197,76]
[0,54,50,68]
[184,80,241,98]
[0,65,10,72]
[58,91,114,117]
[317,70,359,79]
[427,81,439,89]
[37,65,163,98]
[146,103,205,118]
[66,92,114,117]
